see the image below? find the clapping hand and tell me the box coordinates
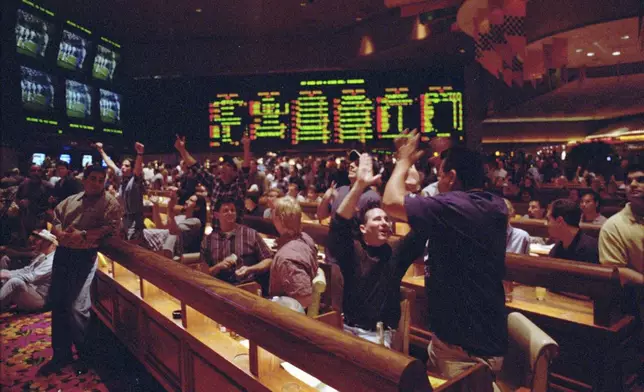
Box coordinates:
[356,154,381,188]
[395,129,424,165]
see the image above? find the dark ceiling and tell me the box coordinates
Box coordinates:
[41,0,393,43]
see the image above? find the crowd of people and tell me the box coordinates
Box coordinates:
[0,132,642,383]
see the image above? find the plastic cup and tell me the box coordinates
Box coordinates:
[535,287,547,301]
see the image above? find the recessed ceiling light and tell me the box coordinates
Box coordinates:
[612,51,621,56]
[459,48,466,53]
[621,35,630,40]
[195,8,202,13]
[355,16,363,22]
[586,52,595,57]
[575,48,583,53]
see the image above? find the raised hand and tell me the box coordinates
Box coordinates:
[241,134,251,149]
[135,142,145,155]
[356,153,381,188]
[323,181,338,201]
[395,129,424,165]
[93,142,104,151]
[174,134,186,151]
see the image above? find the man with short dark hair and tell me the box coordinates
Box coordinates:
[95,141,145,240]
[50,161,83,207]
[383,131,507,379]
[329,153,424,347]
[580,191,607,225]
[600,163,644,274]
[244,191,265,218]
[174,135,251,225]
[40,164,121,376]
[547,199,599,264]
[201,198,272,291]
[523,199,545,220]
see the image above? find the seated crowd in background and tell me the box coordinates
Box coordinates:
[0,134,641,383]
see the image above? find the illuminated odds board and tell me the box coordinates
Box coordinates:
[207,76,463,147]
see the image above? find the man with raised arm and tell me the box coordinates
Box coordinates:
[174,134,251,225]
[95,141,145,240]
[382,130,508,379]
[329,153,424,347]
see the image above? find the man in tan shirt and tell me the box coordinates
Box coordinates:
[39,165,121,376]
[599,163,644,274]
[599,163,644,347]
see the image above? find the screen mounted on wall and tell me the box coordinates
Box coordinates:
[21,66,55,112]
[15,10,54,59]
[57,30,90,71]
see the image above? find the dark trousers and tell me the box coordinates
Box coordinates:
[49,247,98,359]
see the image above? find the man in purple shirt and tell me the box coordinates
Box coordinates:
[383,130,508,379]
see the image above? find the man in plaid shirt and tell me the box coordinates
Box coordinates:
[174,135,251,225]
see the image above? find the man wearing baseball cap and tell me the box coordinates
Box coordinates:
[0,229,58,312]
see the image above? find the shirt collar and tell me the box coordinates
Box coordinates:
[623,203,643,224]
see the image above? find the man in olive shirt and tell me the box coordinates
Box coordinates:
[39,165,121,376]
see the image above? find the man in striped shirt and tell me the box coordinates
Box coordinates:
[201,198,273,292]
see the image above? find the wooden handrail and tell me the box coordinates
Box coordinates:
[243,216,629,327]
[510,218,602,239]
[99,238,430,392]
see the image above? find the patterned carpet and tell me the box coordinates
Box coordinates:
[0,310,163,392]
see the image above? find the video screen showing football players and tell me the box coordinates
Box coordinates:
[99,89,121,124]
[15,10,53,59]
[20,66,55,112]
[65,80,93,119]
[57,30,90,71]
[93,45,119,81]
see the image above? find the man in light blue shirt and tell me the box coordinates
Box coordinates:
[504,199,530,255]
[0,230,57,311]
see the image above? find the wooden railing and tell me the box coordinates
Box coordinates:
[509,218,602,238]
[97,238,431,392]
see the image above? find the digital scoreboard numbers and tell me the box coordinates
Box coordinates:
[334,88,374,143]
[291,90,331,144]
[376,87,416,139]
[206,78,464,148]
[209,93,247,147]
[420,86,463,138]
[248,91,288,142]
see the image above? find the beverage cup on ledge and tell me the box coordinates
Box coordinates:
[535,287,547,301]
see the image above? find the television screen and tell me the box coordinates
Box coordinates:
[82,155,93,167]
[59,154,71,164]
[93,45,119,81]
[101,159,107,167]
[99,89,121,124]
[66,80,93,119]
[21,66,55,112]
[32,153,45,166]
[57,30,90,71]
[15,10,53,59]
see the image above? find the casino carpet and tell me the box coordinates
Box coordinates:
[0,310,163,392]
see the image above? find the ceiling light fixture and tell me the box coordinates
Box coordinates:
[195,8,202,13]
[612,51,621,56]
[621,35,630,40]
[586,52,595,57]
[575,48,583,53]
[459,48,466,54]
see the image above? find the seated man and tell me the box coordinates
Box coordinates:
[522,199,545,220]
[579,191,607,225]
[201,198,273,291]
[504,199,530,255]
[145,194,207,257]
[547,199,599,264]
[328,154,424,347]
[269,197,319,313]
[0,230,57,312]
[244,190,265,218]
